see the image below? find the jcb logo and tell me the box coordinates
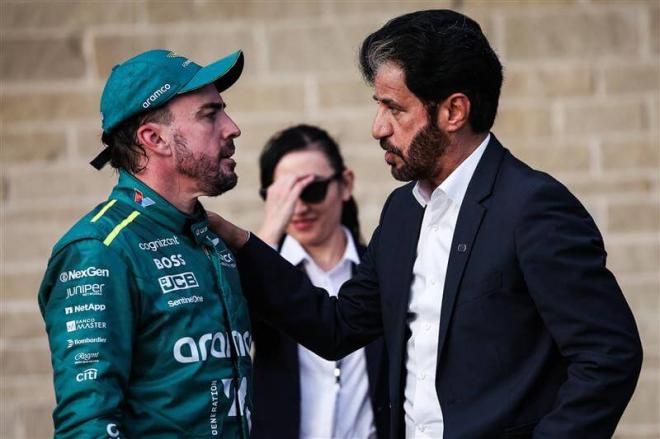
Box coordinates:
[158,272,198,294]
[153,254,186,270]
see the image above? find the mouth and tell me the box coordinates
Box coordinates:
[291,217,316,232]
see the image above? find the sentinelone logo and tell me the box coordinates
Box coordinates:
[139,236,180,252]
[59,266,109,283]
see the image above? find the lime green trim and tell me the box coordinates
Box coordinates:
[103,211,140,246]
[91,199,117,223]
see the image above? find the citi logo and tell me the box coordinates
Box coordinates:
[173,330,251,364]
[76,368,98,382]
[142,83,171,109]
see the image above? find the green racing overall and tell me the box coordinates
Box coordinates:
[38,170,253,438]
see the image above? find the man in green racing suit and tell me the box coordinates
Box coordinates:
[38,48,252,438]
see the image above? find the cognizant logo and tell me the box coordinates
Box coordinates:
[142,83,171,109]
[138,236,180,252]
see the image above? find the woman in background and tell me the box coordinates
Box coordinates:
[250,124,389,439]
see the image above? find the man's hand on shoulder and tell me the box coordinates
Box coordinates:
[206,211,250,250]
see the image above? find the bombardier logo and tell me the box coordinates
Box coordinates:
[67,336,107,349]
[59,267,109,283]
[142,83,171,109]
[158,272,198,294]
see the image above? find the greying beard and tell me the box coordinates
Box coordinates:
[380,121,449,182]
[173,132,237,196]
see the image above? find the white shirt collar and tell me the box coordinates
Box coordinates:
[412,133,490,208]
[280,226,360,270]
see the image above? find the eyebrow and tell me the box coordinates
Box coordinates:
[195,102,225,117]
[373,95,403,110]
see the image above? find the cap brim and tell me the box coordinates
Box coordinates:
[179,50,244,95]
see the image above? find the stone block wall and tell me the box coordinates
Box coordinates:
[1,0,658,436]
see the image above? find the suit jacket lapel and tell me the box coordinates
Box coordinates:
[436,136,506,361]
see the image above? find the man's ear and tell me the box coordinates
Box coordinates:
[136,122,173,158]
[437,93,471,133]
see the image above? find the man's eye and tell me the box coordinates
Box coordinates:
[205,113,217,120]
[389,107,400,116]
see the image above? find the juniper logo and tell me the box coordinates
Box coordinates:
[142,83,171,109]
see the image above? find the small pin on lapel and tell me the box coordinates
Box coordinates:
[457,243,467,252]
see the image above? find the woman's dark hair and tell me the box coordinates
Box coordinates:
[100,105,172,173]
[359,9,503,132]
[259,124,363,246]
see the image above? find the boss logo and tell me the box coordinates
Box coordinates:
[153,254,186,270]
[158,272,199,294]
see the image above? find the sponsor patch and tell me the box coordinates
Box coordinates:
[74,351,100,365]
[65,303,106,315]
[66,318,107,332]
[168,295,204,308]
[66,283,105,300]
[138,236,180,252]
[59,267,109,283]
[67,336,107,349]
[218,249,236,268]
[158,272,199,294]
[76,368,98,382]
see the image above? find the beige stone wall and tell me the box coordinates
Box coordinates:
[1,0,658,436]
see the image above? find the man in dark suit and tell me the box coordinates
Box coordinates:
[211,9,642,438]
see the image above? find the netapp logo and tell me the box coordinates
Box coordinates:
[74,351,100,365]
[153,254,186,270]
[65,303,106,315]
[66,318,107,332]
[158,272,199,294]
[168,295,203,308]
[139,236,180,252]
[173,330,251,364]
[142,83,171,109]
[59,266,109,283]
[76,368,98,382]
[66,283,105,299]
[67,336,107,349]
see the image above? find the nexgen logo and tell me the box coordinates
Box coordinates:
[59,267,109,283]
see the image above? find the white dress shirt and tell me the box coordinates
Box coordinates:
[280,228,377,439]
[403,134,490,438]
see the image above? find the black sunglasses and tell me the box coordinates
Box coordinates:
[260,172,343,204]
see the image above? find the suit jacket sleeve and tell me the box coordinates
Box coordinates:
[514,178,643,438]
[237,224,385,361]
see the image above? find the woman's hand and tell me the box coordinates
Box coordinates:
[257,174,315,246]
[206,211,250,250]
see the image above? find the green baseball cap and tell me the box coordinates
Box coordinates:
[91,48,244,169]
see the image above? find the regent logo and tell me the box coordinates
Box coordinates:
[173,330,251,364]
[65,303,106,315]
[218,249,236,268]
[142,83,171,109]
[74,351,100,365]
[67,336,107,349]
[138,236,180,252]
[66,283,105,299]
[168,295,203,308]
[153,254,186,270]
[59,266,109,283]
[158,272,199,294]
[66,318,107,332]
[76,368,98,382]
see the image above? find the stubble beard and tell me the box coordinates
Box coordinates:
[380,121,450,182]
[173,131,237,197]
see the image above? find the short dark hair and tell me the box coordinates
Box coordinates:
[259,124,363,246]
[359,9,503,133]
[100,105,173,173]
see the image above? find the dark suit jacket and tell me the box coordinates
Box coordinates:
[238,135,642,438]
[250,247,389,439]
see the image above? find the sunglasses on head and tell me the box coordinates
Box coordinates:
[260,172,343,204]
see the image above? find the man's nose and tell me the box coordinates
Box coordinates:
[372,109,392,140]
[223,113,241,139]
